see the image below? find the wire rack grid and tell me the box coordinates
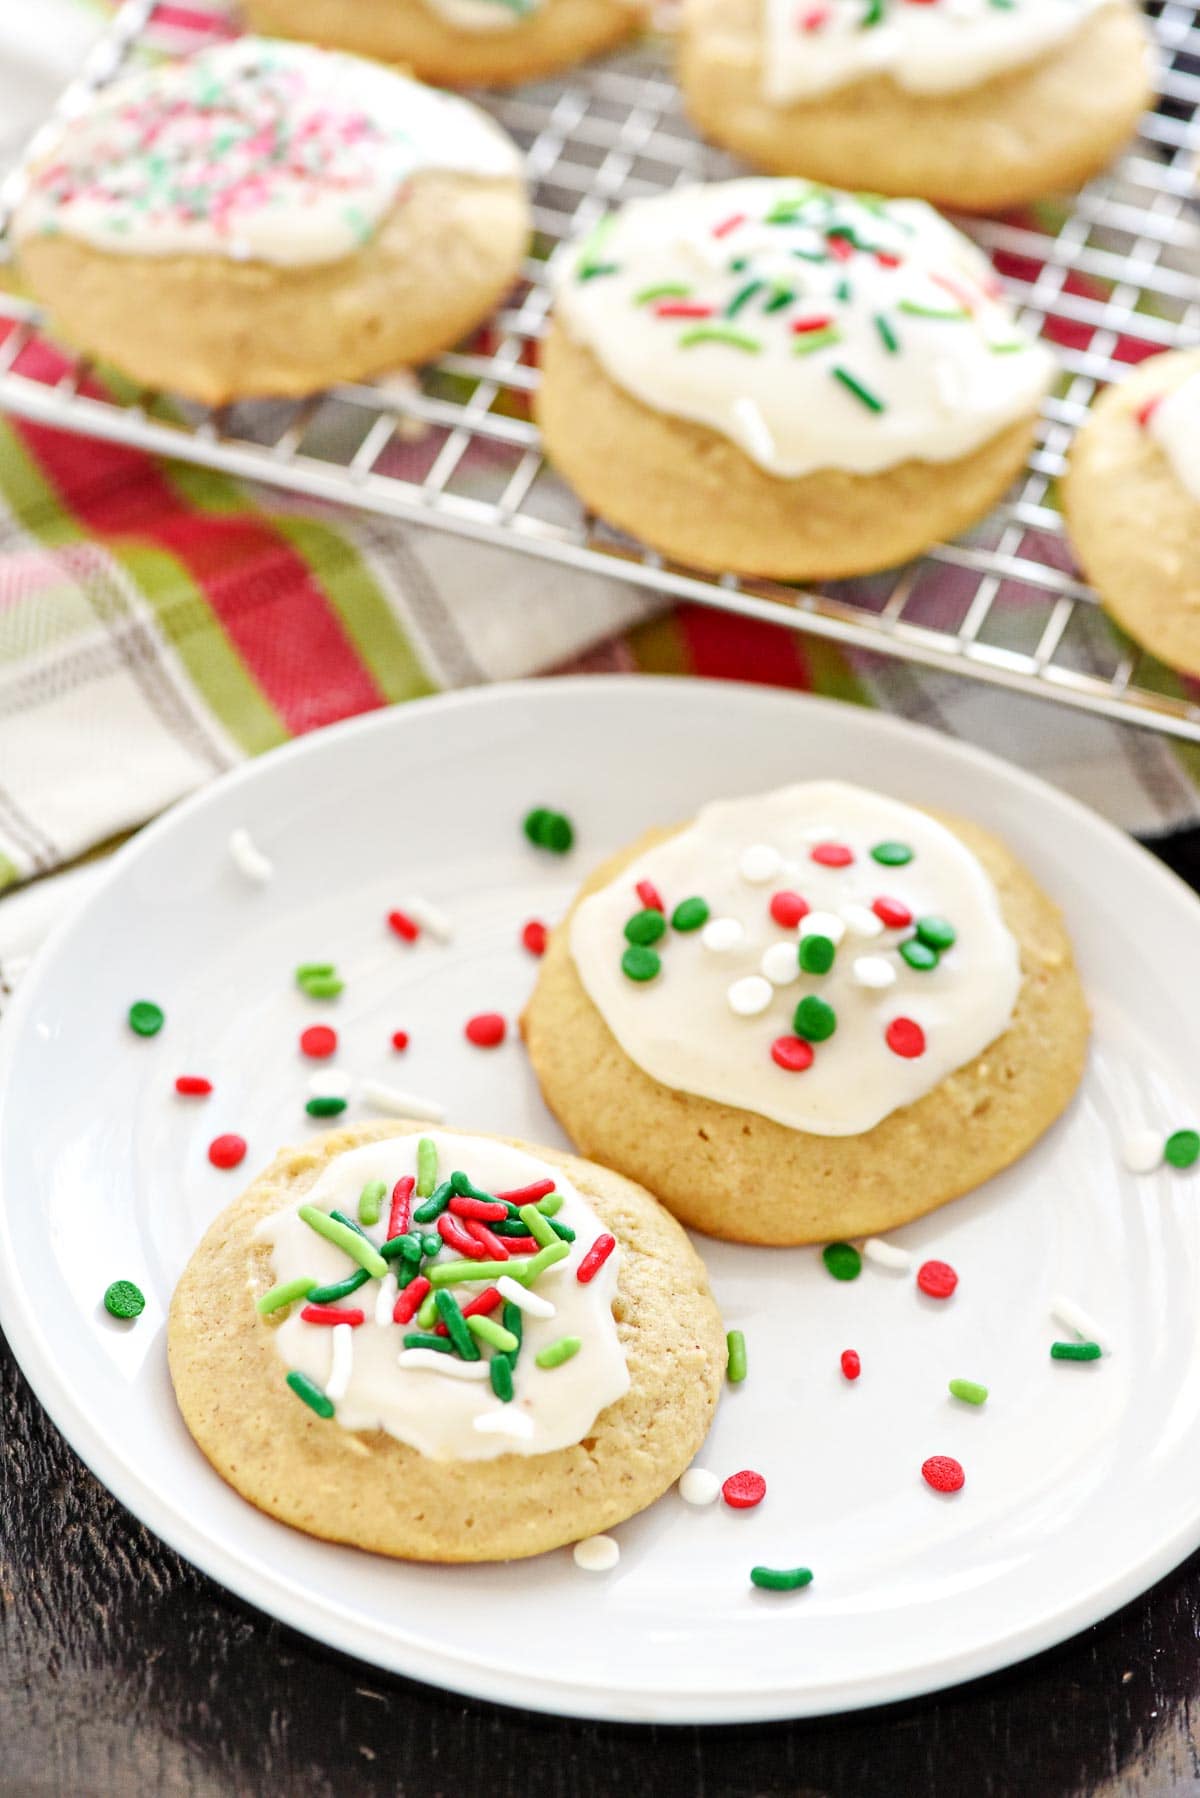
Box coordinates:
[0,0,1198,735]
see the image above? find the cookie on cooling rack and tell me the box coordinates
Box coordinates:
[12,38,530,405]
[169,1122,725,1562]
[536,179,1055,580]
[677,0,1151,211]
[1062,349,1200,677]
[244,0,644,87]
[521,780,1089,1245]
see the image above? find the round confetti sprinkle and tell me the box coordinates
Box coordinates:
[299,1025,338,1060]
[636,880,666,914]
[922,1455,965,1494]
[769,891,810,929]
[840,1349,861,1381]
[900,939,939,972]
[387,909,420,943]
[625,908,667,946]
[886,1017,926,1059]
[823,1242,862,1281]
[465,1012,507,1048]
[208,1133,247,1170]
[1122,1129,1162,1174]
[762,941,802,986]
[306,1096,348,1118]
[103,1279,145,1320]
[799,934,835,975]
[679,1467,721,1506]
[702,917,743,953]
[854,955,897,991]
[771,1035,815,1073]
[174,1075,212,1097]
[573,1535,620,1573]
[799,909,846,945]
[621,944,661,983]
[128,1000,164,1038]
[522,920,548,957]
[728,975,773,1017]
[811,842,853,868]
[391,1030,410,1052]
[872,896,913,929]
[949,1378,988,1406]
[672,896,710,933]
[740,844,782,884]
[917,1259,958,1300]
[794,996,836,1043]
[872,841,913,866]
[840,903,883,939]
[722,1469,767,1509]
[523,807,574,853]
[750,1566,812,1593]
[916,916,957,951]
[1165,1129,1200,1169]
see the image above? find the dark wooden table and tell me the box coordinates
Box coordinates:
[5,829,1200,1798]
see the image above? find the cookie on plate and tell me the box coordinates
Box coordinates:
[536,179,1055,579]
[678,0,1152,212]
[522,780,1089,1245]
[12,38,530,404]
[243,0,644,88]
[169,1122,725,1562]
[1062,348,1200,677]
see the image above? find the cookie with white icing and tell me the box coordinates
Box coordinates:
[1063,348,1200,677]
[12,39,530,403]
[244,0,644,88]
[537,179,1054,579]
[522,781,1088,1244]
[678,0,1151,211]
[169,1122,725,1561]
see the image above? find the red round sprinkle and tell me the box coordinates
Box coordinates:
[922,1455,965,1494]
[174,1075,212,1097]
[636,880,665,914]
[465,1012,506,1048]
[522,920,549,957]
[769,890,810,928]
[872,896,913,929]
[840,1349,861,1382]
[917,1258,958,1300]
[299,1025,338,1060]
[722,1469,767,1510]
[208,1133,246,1170]
[811,843,854,868]
[391,1030,410,1052]
[771,1035,815,1073]
[886,1017,926,1059]
[387,909,420,943]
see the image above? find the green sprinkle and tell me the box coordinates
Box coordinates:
[416,1136,438,1197]
[751,1566,813,1593]
[307,1267,370,1304]
[128,1001,164,1038]
[468,1314,519,1353]
[1165,1129,1200,1169]
[823,1242,862,1282]
[916,917,956,951]
[576,216,615,280]
[792,327,842,357]
[503,1300,524,1354]
[490,1355,514,1401]
[834,277,853,304]
[428,1257,526,1288]
[537,1192,564,1217]
[872,840,913,866]
[357,1180,387,1227]
[726,1329,747,1384]
[297,1205,387,1278]
[535,1335,581,1370]
[329,1209,370,1240]
[523,1241,571,1282]
[421,1233,442,1258]
[286,1371,334,1418]
[103,1279,146,1320]
[306,1096,347,1118]
[672,897,710,932]
[897,300,970,321]
[635,281,691,304]
[546,1217,576,1243]
[1051,1341,1102,1361]
[296,961,334,980]
[726,278,764,317]
[874,313,899,354]
[678,327,762,353]
[794,995,836,1042]
[900,939,939,972]
[621,945,661,983]
[799,935,835,975]
[255,1275,315,1316]
[450,1171,495,1203]
[434,1290,480,1360]
[578,262,619,282]
[519,1202,557,1249]
[949,1378,989,1406]
[403,1331,454,1354]
[412,1179,454,1225]
[523,808,574,853]
[396,1260,421,1289]
[763,286,796,313]
[417,1292,439,1329]
[625,908,666,945]
[832,366,886,414]
[380,1232,423,1264]
[299,974,343,999]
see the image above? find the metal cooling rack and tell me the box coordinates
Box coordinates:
[1,0,1199,735]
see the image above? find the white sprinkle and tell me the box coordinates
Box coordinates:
[573,1534,620,1573]
[228,826,273,885]
[731,396,777,467]
[497,1275,556,1318]
[761,941,801,987]
[375,1272,398,1327]
[702,917,744,953]
[401,895,453,944]
[475,1407,536,1438]
[799,909,846,945]
[678,1467,721,1506]
[1051,1293,1110,1354]
[739,843,782,884]
[864,1237,912,1271]
[397,1349,490,1379]
[1122,1129,1163,1174]
[307,1067,353,1102]
[361,1081,446,1123]
[853,955,897,990]
[324,1322,354,1401]
[841,903,884,939]
[728,975,773,1018]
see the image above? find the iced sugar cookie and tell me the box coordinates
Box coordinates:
[169,1122,725,1561]
[12,39,530,403]
[536,180,1055,579]
[1062,348,1200,677]
[678,0,1151,211]
[522,781,1088,1244]
[244,0,644,88]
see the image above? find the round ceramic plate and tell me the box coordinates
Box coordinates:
[1,677,1199,1725]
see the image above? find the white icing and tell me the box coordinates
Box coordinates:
[422,0,541,31]
[554,180,1054,478]
[764,0,1111,105]
[13,38,521,269]
[569,780,1022,1137]
[1147,373,1200,504]
[258,1132,628,1461]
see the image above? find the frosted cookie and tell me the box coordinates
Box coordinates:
[243,0,644,88]
[169,1122,725,1562]
[537,180,1055,579]
[678,0,1152,212]
[1062,349,1200,677]
[12,39,530,404]
[522,781,1088,1244]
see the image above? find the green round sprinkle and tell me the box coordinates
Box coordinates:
[490,1355,514,1402]
[286,1371,334,1418]
[128,1001,164,1038]
[299,974,344,999]
[256,1275,316,1316]
[524,808,574,853]
[916,917,957,951]
[103,1279,145,1320]
[523,808,551,845]
[621,944,661,983]
[726,1329,747,1385]
[306,1096,347,1118]
[671,897,710,933]
[357,1180,387,1227]
[1165,1129,1200,1169]
[799,935,835,976]
[949,1378,988,1406]
[750,1566,813,1593]
[307,1268,369,1304]
[1050,1341,1102,1361]
[467,1314,519,1353]
[624,908,666,946]
[822,1242,862,1282]
[871,841,913,867]
[900,939,939,972]
[794,996,836,1042]
[535,1335,582,1370]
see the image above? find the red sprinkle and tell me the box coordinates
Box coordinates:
[576,1233,616,1284]
[872,896,913,928]
[387,1175,415,1241]
[770,890,810,928]
[722,1469,767,1510]
[391,1030,410,1052]
[636,879,666,914]
[433,1285,504,1335]
[917,1259,958,1300]
[174,1075,212,1097]
[840,1349,861,1382]
[875,250,902,269]
[771,1035,815,1073]
[299,1025,338,1060]
[465,1012,506,1049]
[792,314,834,334]
[438,1215,487,1259]
[300,1304,365,1327]
[886,1017,926,1060]
[522,920,549,957]
[502,1235,539,1255]
[711,211,746,239]
[463,1217,510,1259]
[1135,394,1164,428]
[496,1179,556,1205]
[394,1276,431,1326]
[811,842,854,868]
[826,234,855,262]
[922,1455,965,1495]
[208,1133,246,1170]
[449,1195,509,1221]
[654,300,716,318]
[387,909,420,943]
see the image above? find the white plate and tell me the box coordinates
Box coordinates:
[2,677,1200,1726]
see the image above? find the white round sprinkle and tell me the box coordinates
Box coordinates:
[401,894,454,944]
[228,826,273,884]
[728,975,773,1018]
[397,1349,490,1379]
[841,903,884,939]
[307,1067,353,1102]
[679,1467,721,1506]
[361,1081,445,1122]
[324,1323,354,1402]
[761,941,801,987]
[1050,1293,1110,1354]
[474,1407,535,1438]
[573,1535,620,1573]
[853,955,897,990]
[1122,1129,1163,1174]
[702,917,744,953]
[799,909,846,945]
[496,1274,556,1318]
[739,844,782,884]
[863,1237,912,1271]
